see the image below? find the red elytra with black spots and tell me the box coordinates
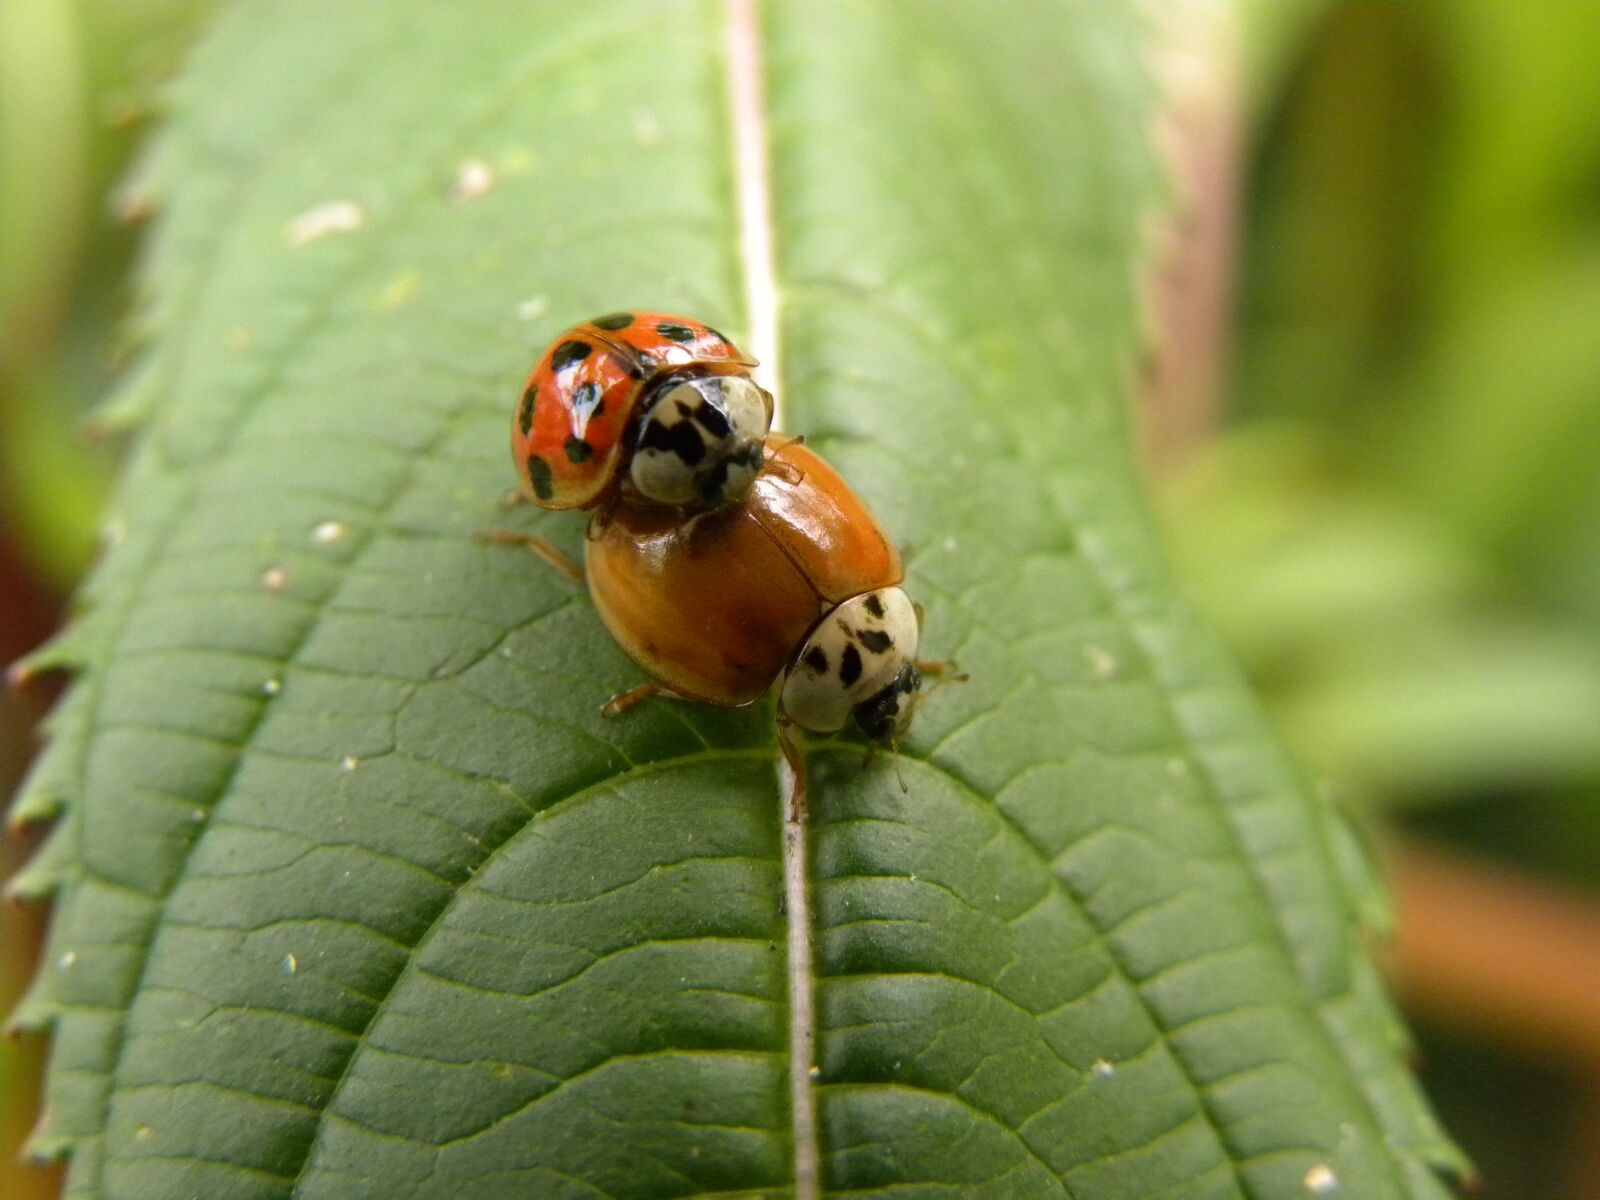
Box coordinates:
[511,311,757,511]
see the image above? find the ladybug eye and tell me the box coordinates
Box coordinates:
[629,375,772,509]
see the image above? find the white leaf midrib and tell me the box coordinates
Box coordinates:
[724,1,816,1195]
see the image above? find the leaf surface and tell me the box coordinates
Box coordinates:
[11,2,1464,1197]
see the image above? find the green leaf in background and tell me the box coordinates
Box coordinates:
[0,0,217,591]
[9,2,1464,1196]
[1178,0,1600,818]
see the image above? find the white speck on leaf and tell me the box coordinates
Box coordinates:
[632,109,663,146]
[286,200,364,247]
[282,953,298,975]
[450,158,496,202]
[1091,1058,1115,1079]
[262,678,282,696]
[260,566,289,591]
[57,951,78,971]
[1084,644,1118,680]
[340,756,359,773]
[134,1124,154,1144]
[807,1065,820,1078]
[517,295,549,322]
[1304,1164,1339,1194]
[311,519,350,545]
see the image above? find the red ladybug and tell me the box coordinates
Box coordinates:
[511,311,772,513]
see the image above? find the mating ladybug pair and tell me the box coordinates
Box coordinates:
[492,311,943,808]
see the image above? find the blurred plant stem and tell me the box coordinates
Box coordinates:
[1139,0,1240,470]
[1390,840,1600,1071]
[1391,841,1600,1200]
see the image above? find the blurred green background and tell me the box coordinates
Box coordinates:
[2,2,1597,1197]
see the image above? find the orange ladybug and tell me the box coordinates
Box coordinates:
[587,437,924,748]
[511,311,772,513]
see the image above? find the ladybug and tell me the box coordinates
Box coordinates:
[585,437,930,807]
[511,311,773,514]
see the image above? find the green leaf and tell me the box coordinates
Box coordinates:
[11,2,1465,1197]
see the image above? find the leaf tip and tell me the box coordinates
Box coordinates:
[5,630,85,693]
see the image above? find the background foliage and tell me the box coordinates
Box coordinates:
[1162,2,1600,1195]
[1,0,1595,1197]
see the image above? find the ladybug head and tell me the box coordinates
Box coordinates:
[626,373,773,510]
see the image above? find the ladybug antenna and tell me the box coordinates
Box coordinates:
[891,738,908,794]
[915,659,969,703]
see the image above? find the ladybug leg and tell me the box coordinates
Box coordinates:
[859,738,909,793]
[600,682,697,718]
[584,497,618,541]
[766,460,805,486]
[776,713,809,821]
[761,440,807,486]
[475,527,584,584]
[496,488,533,510]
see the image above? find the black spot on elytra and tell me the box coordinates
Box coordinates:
[840,645,863,687]
[591,312,634,331]
[803,646,828,673]
[550,339,591,371]
[656,321,696,343]
[864,593,885,619]
[638,413,707,465]
[857,628,893,654]
[564,436,592,464]
[525,454,554,501]
[518,385,537,436]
